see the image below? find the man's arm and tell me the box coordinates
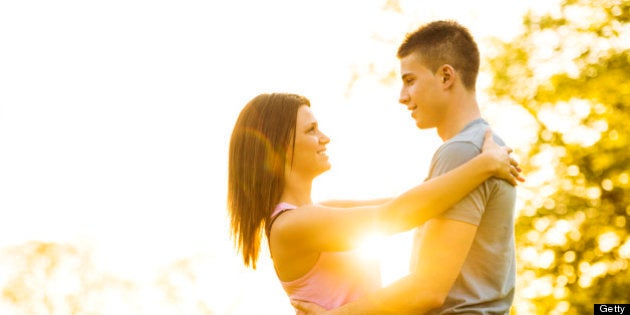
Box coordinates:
[293,218,478,315]
[293,140,489,314]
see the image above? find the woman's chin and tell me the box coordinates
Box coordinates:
[316,164,332,176]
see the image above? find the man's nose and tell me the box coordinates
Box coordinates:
[399,89,410,107]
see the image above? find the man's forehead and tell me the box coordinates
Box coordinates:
[400,54,427,74]
[400,51,423,63]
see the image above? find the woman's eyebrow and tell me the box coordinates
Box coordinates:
[305,121,317,130]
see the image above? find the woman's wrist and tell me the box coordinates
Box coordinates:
[478,151,499,179]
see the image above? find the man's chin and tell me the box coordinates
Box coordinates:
[415,121,433,130]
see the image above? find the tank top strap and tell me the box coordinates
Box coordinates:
[271,202,297,219]
[266,202,298,238]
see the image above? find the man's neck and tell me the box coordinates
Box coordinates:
[436,95,481,142]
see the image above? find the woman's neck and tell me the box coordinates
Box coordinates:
[281,173,313,206]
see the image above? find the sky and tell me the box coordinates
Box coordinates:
[0,0,556,313]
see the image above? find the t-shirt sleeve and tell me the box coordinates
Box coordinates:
[430,141,488,226]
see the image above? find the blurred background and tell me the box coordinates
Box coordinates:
[0,0,628,314]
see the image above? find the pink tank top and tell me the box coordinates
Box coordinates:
[268,203,381,310]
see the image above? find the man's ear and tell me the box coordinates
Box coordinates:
[439,65,456,88]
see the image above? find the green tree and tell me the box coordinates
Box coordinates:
[486,0,630,313]
[347,0,629,313]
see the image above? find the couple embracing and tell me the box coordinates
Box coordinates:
[228,20,523,314]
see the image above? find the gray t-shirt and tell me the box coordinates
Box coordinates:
[411,118,516,314]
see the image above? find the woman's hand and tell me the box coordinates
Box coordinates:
[292,299,329,315]
[481,129,524,186]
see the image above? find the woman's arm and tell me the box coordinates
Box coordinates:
[318,198,393,208]
[272,129,521,253]
[374,128,522,234]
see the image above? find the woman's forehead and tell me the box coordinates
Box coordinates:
[296,105,317,124]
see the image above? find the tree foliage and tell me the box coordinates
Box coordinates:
[0,242,226,314]
[486,0,630,313]
[0,241,136,314]
[1,2,628,314]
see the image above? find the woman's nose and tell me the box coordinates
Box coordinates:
[319,132,330,144]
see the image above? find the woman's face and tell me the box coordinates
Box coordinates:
[286,105,331,178]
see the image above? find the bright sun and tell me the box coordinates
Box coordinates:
[357,231,415,286]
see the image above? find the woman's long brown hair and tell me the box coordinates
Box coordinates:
[227,93,310,268]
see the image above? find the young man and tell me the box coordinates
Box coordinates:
[294,20,519,314]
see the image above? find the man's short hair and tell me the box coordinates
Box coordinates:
[397,20,480,91]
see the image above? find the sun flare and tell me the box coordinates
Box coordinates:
[357,231,415,286]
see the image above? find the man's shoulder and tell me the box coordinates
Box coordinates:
[430,119,509,176]
[435,119,507,160]
[434,140,479,162]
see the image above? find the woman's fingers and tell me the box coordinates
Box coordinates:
[485,128,526,184]
[291,300,327,315]
[512,165,525,182]
[509,158,522,172]
[506,173,517,186]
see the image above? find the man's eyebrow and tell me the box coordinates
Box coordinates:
[401,73,413,80]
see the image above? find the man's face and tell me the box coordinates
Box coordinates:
[398,53,446,130]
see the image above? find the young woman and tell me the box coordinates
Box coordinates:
[227,93,522,310]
